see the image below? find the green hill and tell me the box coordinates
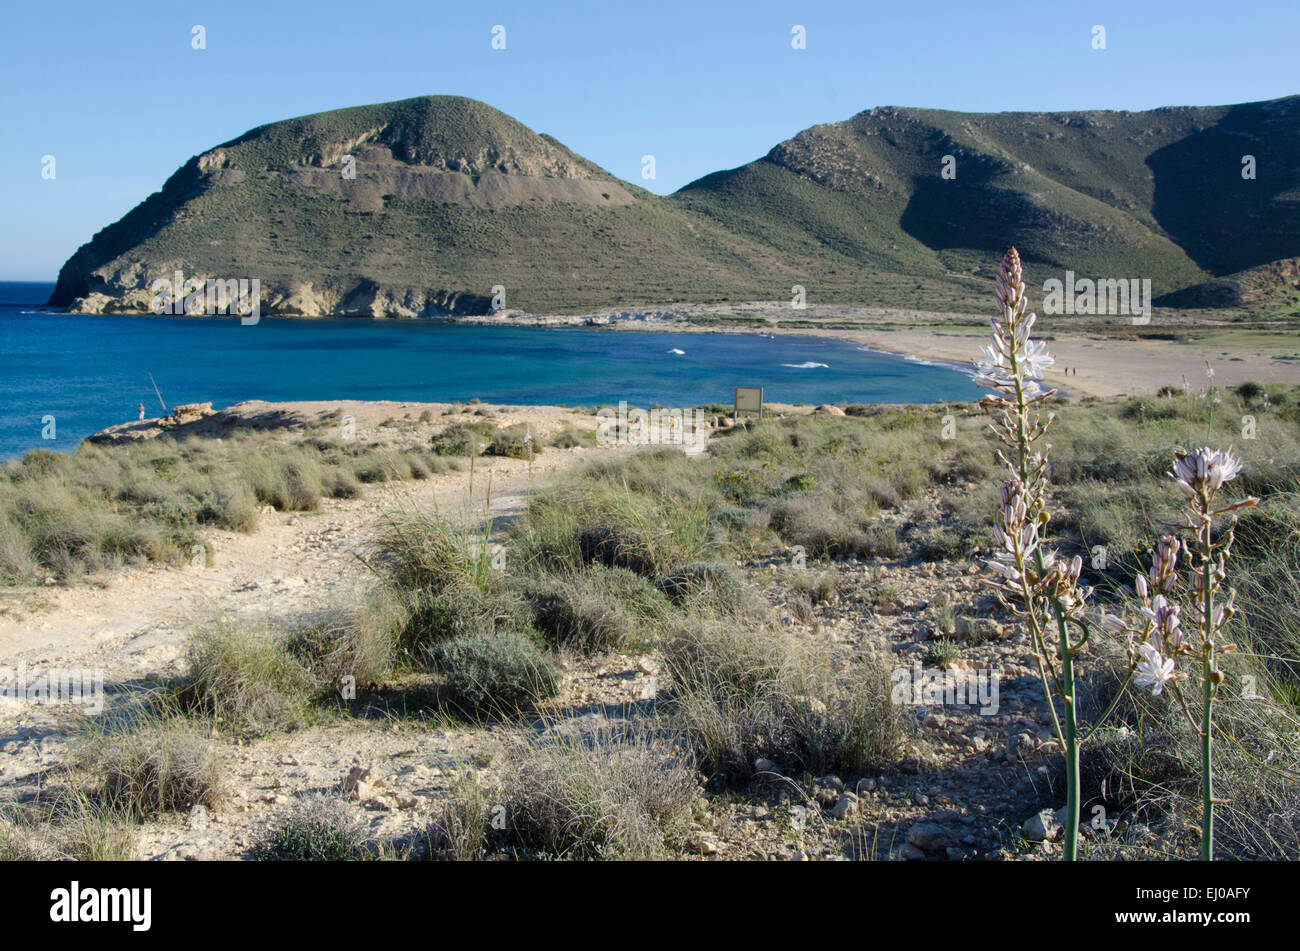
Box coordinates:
[674,98,1300,305]
[50,94,1300,316]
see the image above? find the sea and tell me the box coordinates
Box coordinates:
[0,281,981,460]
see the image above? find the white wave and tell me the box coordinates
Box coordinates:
[855,345,977,379]
[782,361,829,369]
[667,348,685,355]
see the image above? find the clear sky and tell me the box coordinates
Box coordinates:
[2,0,1297,280]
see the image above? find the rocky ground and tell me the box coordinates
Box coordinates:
[0,401,1140,861]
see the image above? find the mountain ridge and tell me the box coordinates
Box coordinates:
[49,93,1300,317]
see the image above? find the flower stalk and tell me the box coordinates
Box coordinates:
[977,248,1093,860]
[1116,447,1256,859]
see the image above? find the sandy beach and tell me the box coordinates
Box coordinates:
[470,300,1300,400]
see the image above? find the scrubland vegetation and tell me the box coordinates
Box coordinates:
[4,382,1299,861]
[0,422,459,584]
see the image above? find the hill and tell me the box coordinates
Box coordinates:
[49,94,1300,316]
[674,97,1300,305]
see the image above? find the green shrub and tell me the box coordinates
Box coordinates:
[654,560,752,614]
[430,630,560,715]
[484,423,540,459]
[498,730,698,859]
[431,421,494,456]
[525,565,670,652]
[176,622,317,734]
[89,715,224,817]
[252,795,370,861]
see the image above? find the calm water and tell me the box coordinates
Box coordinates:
[0,282,980,459]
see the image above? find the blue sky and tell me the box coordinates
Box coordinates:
[2,0,1297,280]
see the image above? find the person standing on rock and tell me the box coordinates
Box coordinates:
[138,402,145,421]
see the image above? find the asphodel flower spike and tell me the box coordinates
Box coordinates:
[975,249,1056,398]
[1114,443,1258,861]
[975,248,1089,861]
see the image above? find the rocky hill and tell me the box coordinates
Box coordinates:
[49,94,1300,316]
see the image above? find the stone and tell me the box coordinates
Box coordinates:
[907,822,956,851]
[955,616,1004,640]
[342,765,386,801]
[1022,808,1062,842]
[753,757,777,773]
[169,402,214,422]
[828,796,858,820]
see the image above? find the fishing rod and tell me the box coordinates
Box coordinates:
[148,373,169,415]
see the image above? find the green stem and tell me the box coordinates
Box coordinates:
[1009,353,1079,861]
[1200,503,1215,862]
[1040,548,1080,862]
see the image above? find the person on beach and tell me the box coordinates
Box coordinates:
[138,402,145,421]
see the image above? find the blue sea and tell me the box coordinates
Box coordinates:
[0,281,981,460]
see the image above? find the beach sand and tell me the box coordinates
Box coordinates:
[473,299,1300,400]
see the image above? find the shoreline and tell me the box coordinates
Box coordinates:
[13,299,1300,418]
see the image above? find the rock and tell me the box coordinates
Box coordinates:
[955,616,1004,640]
[828,795,858,820]
[814,404,846,416]
[1022,808,1062,842]
[693,837,718,855]
[897,843,927,861]
[342,765,385,801]
[753,757,777,774]
[169,402,215,422]
[907,822,956,851]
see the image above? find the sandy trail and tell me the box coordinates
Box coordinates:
[0,445,605,689]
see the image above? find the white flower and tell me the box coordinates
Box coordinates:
[974,248,1055,396]
[1020,338,1055,379]
[1172,447,1244,499]
[1134,642,1177,696]
[1098,612,1126,634]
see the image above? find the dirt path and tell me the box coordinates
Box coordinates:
[0,445,608,687]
